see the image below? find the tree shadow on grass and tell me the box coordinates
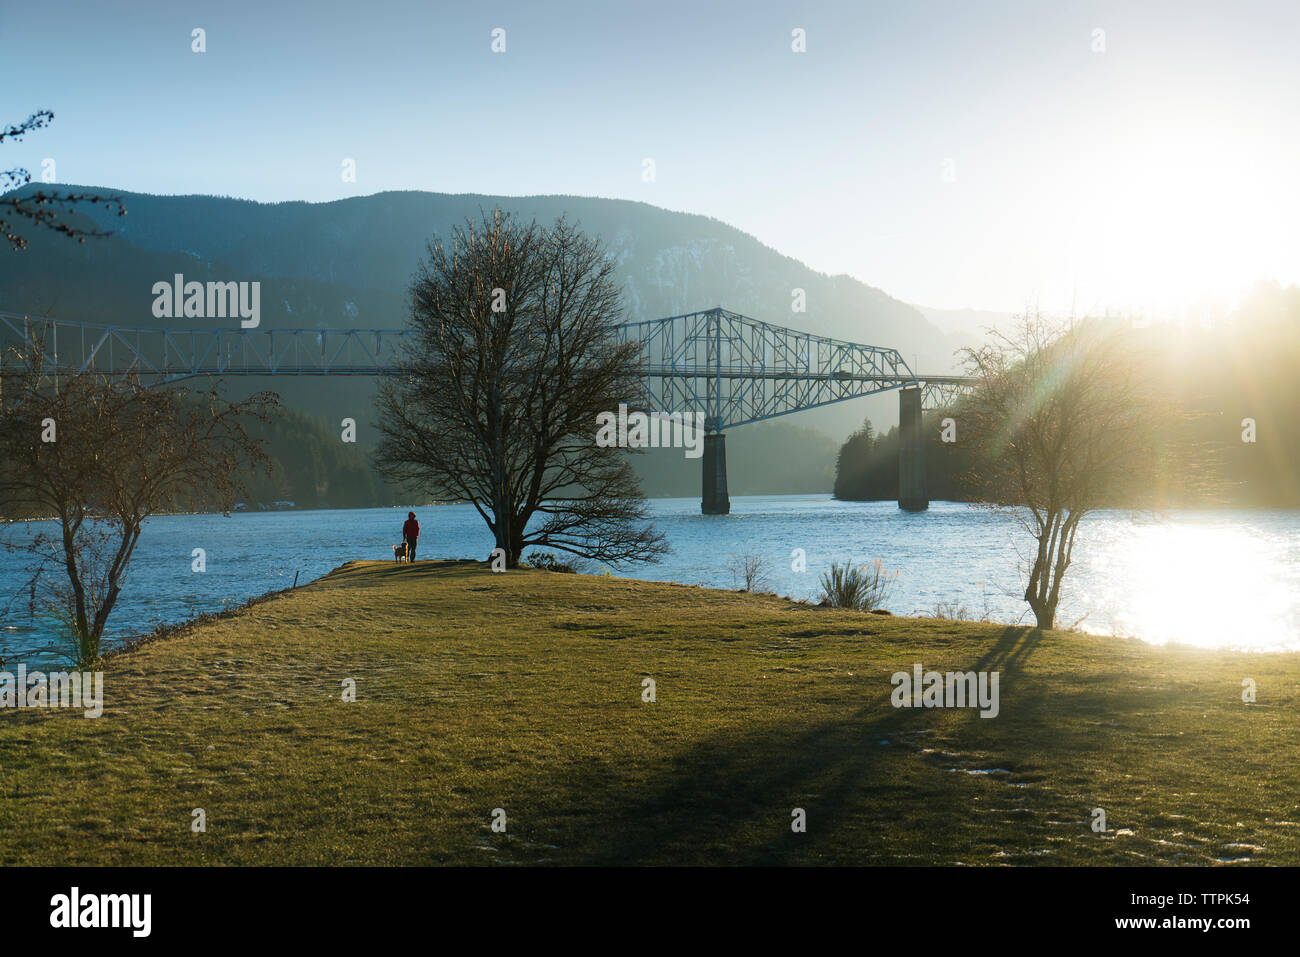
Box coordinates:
[973,625,1045,676]
[526,627,1058,865]
[565,695,950,865]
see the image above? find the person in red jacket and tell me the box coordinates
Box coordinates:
[402,511,420,562]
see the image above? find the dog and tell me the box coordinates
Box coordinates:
[393,541,409,563]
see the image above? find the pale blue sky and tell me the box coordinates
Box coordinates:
[5,0,1298,315]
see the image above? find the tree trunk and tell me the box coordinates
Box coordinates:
[508,524,525,568]
[1029,595,1056,629]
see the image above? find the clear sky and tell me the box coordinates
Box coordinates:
[4,0,1298,317]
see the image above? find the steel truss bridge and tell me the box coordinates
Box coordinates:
[614,308,970,427]
[1,308,973,513]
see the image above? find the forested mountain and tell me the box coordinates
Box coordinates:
[0,185,959,504]
[4,187,948,357]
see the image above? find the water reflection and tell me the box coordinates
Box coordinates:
[1075,514,1299,652]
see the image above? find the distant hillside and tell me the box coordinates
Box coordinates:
[3,185,955,356]
[912,305,1013,356]
[0,185,967,500]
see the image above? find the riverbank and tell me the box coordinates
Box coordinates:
[2,559,1298,865]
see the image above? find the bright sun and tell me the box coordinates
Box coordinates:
[1057,120,1297,316]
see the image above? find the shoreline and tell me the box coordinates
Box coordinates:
[5,500,1300,662]
[7,553,1300,668]
[86,558,1300,666]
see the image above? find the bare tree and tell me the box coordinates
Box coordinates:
[959,313,1174,629]
[375,211,666,568]
[0,340,277,665]
[727,553,769,592]
[1,110,126,251]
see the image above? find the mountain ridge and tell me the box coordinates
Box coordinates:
[4,184,952,360]
[0,185,971,497]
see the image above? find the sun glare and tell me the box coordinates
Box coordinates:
[1092,521,1297,651]
[1060,125,1296,317]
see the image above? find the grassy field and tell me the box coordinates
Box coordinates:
[2,559,1298,866]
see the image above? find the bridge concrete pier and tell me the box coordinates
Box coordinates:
[702,432,730,515]
[898,386,928,511]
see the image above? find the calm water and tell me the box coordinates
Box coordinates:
[3,496,1298,664]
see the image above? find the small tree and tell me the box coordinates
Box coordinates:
[1,111,125,250]
[959,313,1175,629]
[0,340,277,665]
[375,211,666,568]
[727,552,769,592]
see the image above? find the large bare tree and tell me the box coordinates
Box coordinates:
[959,313,1177,629]
[0,340,277,665]
[375,211,666,568]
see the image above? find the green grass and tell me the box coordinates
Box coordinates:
[2,559,1298,865]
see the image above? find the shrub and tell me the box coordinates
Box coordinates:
[930,601,972,621]
[526,552,576,573]
[818,559,897,611]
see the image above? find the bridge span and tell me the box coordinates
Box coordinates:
[0,308,973,513]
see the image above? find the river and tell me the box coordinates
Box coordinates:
[3,496,1298,665]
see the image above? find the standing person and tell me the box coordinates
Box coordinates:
[402,511,420,562]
